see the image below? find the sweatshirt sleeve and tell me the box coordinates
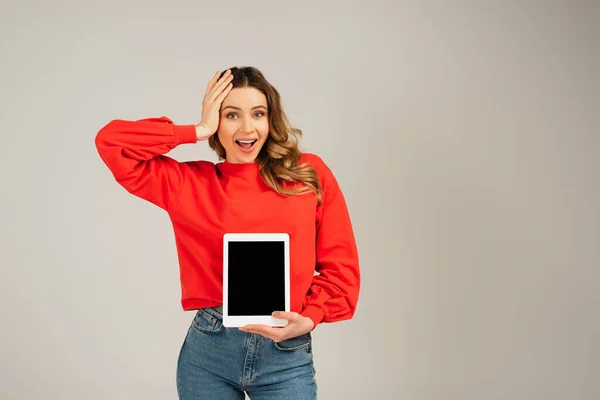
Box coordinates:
[300,155,361,330]
[94,116,197,211]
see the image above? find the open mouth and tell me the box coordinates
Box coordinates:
[235,139,258,152]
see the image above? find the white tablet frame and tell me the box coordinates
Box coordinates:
[222,233,290,328]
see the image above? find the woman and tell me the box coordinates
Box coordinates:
[95,66,360,399]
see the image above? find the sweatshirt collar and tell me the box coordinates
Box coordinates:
[217,159,261,177]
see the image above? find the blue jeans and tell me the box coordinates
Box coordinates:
[176,306,317,399]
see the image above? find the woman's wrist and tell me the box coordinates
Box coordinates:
[195,123,210,141]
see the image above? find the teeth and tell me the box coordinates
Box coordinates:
[238,140,256,144]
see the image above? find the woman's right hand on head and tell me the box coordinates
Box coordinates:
[196,69,234,141]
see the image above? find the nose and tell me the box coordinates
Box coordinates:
[241,116,254,133]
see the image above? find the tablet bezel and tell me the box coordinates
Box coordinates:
[222,233,290,328]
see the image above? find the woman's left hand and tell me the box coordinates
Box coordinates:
[238,311,314,342]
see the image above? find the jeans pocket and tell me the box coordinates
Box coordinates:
[191,308,224,333]
[273,332,311,352]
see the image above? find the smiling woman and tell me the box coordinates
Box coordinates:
[208,67,323,203]
[217,91,269,162]
[94,65,360,400]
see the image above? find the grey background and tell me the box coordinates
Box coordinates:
[1,0,599,399]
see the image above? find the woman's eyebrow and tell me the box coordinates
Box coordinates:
[221,105,268,111]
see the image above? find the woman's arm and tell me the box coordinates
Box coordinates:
[94,116,197,211]
[301,155,361,330]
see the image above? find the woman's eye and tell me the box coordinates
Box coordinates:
[226,112,265,119]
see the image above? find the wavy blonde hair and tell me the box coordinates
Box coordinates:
[208,66,323,204]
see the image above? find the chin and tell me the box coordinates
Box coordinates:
[236,143,265,161]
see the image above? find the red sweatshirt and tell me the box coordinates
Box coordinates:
[94,116,360,330]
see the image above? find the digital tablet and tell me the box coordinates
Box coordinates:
[222,233,290,327]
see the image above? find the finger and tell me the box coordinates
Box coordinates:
[208,74,233,102]
[241,327,285,342]
[240,324,286,338]
[206,70,220,92]
[272,311,298,321]
[204,70,230,100]
[239,325,270,336]
[240,324,280,332]
[204,71,223,100]
[215,83,233,104]
[243,330,277,342]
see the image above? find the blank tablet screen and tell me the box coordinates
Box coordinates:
[227,241,286,316]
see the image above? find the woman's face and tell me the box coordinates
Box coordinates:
[218,87,269,164]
